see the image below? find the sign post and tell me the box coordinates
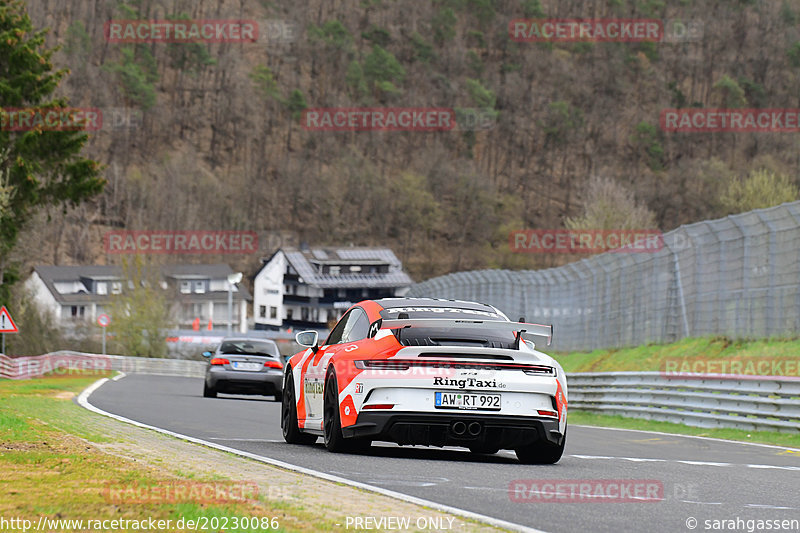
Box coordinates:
[0,306,19,354]
[97,314,111,355]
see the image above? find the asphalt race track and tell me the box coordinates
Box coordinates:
[87,375,800,533]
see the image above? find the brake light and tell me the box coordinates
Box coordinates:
[264,360,283,369]
[537,410,558,417]
[210,358,229,366]
[362,404,395,410]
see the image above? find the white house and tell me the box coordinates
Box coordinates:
[25,264,251,333]
[253,247,412,330]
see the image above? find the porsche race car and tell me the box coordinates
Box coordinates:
[280,298,567,464]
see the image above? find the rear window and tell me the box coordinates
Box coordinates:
[219,340,278,356]
[379,306,514,348]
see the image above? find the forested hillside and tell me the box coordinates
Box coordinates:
[12,0,800,281]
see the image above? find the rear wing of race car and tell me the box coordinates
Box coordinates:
[379,318,553,346]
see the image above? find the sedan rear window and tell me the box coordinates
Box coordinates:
[219,340,278,356]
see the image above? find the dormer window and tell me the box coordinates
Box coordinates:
[180,281,191,294]
[193,281,206,294]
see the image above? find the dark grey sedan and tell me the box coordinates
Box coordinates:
[202,337,283,401]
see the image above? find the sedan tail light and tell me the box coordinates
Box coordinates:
[264,360,283,369]
[537,409,558,417]
[210,358,230,366]
[361,404,395,410]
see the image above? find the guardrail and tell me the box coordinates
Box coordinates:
[568,372,800,434]
[0,351,206,380]
[3,353,799,433]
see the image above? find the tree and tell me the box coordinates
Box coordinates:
[0,1,104,300]
[566,176,657,230]
[107,259,171,358]
[720,169,799,215]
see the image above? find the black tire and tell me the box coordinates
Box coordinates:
[515,427,566,465]
[469,445,500,455]
[203,382,217,398]
[323,370,369,453]
[281,370,317,445]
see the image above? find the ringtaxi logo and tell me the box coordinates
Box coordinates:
[301,108,456,132]
[661,109,800,132]
[104,19,258,43]
[104,230,258,255]
[103,481,259,504]
[509,479,664,503]
[510,229,663,254]
[1,107,102,131]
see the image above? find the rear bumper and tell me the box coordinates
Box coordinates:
[342,411,563,449]
[206,368,283,395]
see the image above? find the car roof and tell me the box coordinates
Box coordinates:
[373,297,500,313]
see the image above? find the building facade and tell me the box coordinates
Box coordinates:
[26,264,251,333]
[253,247,412,330]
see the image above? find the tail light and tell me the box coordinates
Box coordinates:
[537,409,558,417]
[210,358,229,366]
[264,360,283,369]
[362,404,395,410]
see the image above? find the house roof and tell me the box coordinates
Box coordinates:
[32,264,252,304]
[263,247,413,289]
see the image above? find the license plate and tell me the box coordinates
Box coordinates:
[231,362,262,371]
[434,392,501,410]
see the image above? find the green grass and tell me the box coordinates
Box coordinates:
[552,336,800,447]
[570,410,800,448]
[553,335,800,374]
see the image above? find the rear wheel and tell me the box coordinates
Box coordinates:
[515,427,566,465]
[323,371,369,453]
[203,382,217,398]
[281,370,317,445]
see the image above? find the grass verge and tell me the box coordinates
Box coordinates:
[1,373,503,533]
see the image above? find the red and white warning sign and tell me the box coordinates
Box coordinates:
[0,306,18,333]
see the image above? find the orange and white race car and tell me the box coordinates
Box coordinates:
[280,298,567,464]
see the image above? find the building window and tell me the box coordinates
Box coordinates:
[286,309,293,320]
[71,306,85,318]
[329,266,340,275]
[111,281,122,294]
[350,265,361,272]
[259,305,266,318]
[301,307,310,321]
[96,282,107,295]
[180,281,191,294]
[270,306,277,319]
[193,281,205,294]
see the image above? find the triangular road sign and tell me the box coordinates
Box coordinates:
[0,306,18,333]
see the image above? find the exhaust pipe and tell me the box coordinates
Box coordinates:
[468,422,482,436]
[451,421,467,436]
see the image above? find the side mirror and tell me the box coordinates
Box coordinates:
[295,330,319,352]
[202,351,213,358]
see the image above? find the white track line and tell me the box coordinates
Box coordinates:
[78,378,544,533]
[572,424,800,453]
